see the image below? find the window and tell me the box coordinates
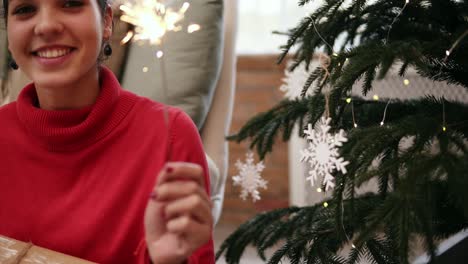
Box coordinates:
[236,0,321,54]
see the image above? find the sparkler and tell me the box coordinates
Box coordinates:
[119,0,200,45]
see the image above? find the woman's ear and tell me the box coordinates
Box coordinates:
[103,5,113,39]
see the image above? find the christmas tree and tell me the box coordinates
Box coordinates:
[217,0,468,263]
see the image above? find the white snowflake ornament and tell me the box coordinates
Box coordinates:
[300,117,349,191]
[279,60,314,100]
[232,151,267,202]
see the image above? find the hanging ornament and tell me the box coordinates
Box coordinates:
[232,151,267,202]
[300,117,349,191]
[279,60,313,100]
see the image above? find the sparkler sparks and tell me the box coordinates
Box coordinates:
[119,0,200,45]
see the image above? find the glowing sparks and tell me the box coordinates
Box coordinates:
[119,1,199,45]
[187,24,201,33]
[120,31,134,45]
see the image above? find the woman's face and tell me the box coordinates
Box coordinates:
[6,0,112,89]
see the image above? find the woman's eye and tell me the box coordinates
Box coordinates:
[63,0,83,8]
[12,5,36,15]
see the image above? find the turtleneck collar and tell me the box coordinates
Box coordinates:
[16,67,137,152]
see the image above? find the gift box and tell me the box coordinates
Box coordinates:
[0,235,96,264]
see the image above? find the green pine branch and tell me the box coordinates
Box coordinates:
[221,0,468,263]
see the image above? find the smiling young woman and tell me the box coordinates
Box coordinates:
[0,0,215,263]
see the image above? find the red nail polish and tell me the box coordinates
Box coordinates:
[149,191,157,200]
[166,167,173,173]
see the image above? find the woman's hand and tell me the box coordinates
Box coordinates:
[144,162,213,264]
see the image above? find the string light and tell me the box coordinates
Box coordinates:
[385,0,409,44]
[442,99,446,132]
[311,19,336,56]
[317,188,323,193]
[119,1,198,45]
[373,95,379,101]
[346,98,352,104]
[156,50,164,58]
[403,79,410,86]
[380,100,391,127]
[351,101,358,128]
[323,202,329,208]
[142,67,149,73]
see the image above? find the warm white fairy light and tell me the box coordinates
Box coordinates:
[346,98,352,104]
[317,188,323,193]
[156,50,164,58]
[142,67,149,72]
[403,79,410,86]
[119,0,198,45]
[323,202,329,208]
[445,50,451,56]
[373,95,379,101]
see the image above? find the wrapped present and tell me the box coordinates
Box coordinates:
[0,235,96,264]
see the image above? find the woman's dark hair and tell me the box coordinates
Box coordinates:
[1,0,108,24]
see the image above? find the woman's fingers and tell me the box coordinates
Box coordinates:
[164,193,212,224]
[166,215,211,250]
[156,162,205,187]
[156,180,210,203]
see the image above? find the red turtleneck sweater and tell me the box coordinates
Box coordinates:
[0,67,214,264]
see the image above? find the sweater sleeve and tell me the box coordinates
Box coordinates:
[169,109,215,264]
